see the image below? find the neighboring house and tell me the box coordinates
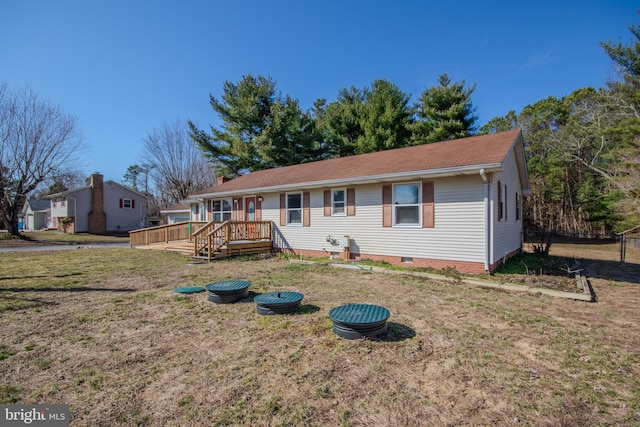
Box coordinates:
[47,173,149,233]
[22,200,51,231]
[186,130,530,273]
[160,202,191,224]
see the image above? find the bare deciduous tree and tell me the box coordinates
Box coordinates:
[0,83,85,235]
[141,119,217,208]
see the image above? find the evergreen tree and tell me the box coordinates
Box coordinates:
[413,73,478,144]
[315,80,413,157]
[188,75,322,176]
[357,80,413,153]
[314,86,365,158]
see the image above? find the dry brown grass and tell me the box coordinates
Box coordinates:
[1,243,639,426]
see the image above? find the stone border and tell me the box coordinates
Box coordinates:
[289,259,597,302]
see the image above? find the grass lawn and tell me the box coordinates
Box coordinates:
[0,243,639,426]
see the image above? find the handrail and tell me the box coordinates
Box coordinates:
[206,221,229,257]
[193,220,273,257]
[193,220,224,256]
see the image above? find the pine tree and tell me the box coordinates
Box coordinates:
[413,73,478,144]
[188,75,322,176]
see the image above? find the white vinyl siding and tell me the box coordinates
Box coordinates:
[263,176,487,264]
[492,149,524,264]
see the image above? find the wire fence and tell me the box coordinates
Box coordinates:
[524,229,639,264]
[524,229,617,242]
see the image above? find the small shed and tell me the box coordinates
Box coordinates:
[22,200,51,231]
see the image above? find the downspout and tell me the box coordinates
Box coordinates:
[480,169,490,272]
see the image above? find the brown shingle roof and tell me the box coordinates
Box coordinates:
[194,130,522,196]
[160,202,191,212]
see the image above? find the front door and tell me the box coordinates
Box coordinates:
[244,196,258,239]
[245,197,256,221]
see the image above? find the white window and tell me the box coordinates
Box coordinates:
[332,188,346,216]
[287,193,302,225]
[212,199,232,221]
[394,183,420,226]
[123,199,132,209]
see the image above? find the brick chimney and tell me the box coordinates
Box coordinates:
[88,173,107,234]
[217,176,232,186]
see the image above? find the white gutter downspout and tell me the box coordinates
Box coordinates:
[480,169,490,272]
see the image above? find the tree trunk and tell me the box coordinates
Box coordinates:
[6,220,20,236]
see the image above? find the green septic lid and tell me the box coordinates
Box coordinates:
[205,280,250,292]
[254,291,304,305]
[173,286,205,294]
[329,304,390,324]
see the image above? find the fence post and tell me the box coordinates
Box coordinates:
[620,234,626,265]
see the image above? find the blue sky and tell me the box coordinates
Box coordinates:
[1,1,637,182]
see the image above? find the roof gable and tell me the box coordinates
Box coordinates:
[24,199,51,212]
[193,130,525,196]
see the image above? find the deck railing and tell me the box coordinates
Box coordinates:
[129,221,207,246]
[193,220,273,258]
[193,221,224,258]
[131,220,273,258]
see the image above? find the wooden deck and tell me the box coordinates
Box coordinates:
[129,221,273,260]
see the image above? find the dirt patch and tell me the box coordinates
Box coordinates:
[0,248,639,426]
[0,238,49,248]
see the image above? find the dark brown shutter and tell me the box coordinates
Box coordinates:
[256,197,262,221]
[422,182,434,228]
[119,198,123,208]
[347,188,356,216]
[303,192,310,227]
[324,190,331,216]
[382,185,392,227]
[280,193,286,226]
[504,184,508,221]
[497,181,502,221]
[132,199,135,209]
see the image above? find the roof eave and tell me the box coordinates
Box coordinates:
[160,209,191,214]
[193,163,504,198]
